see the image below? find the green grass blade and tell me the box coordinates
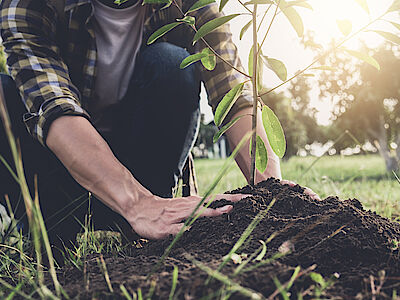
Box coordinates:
[188,255,263,300]
[168,266,179,300]
[0,154,19,184]
[272,277,289,300]
[211,198,276,279]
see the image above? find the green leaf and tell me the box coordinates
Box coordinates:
[193,14,240,44]
[255,136,268,174]
[310,272,325,286]
[262,105,286,158]
[244,0,274,4]
[177,16,196,26]
[180,53,208,69]
[147,22,181,45]
[278,0,304,37]
[240,19,252,40]
[336,19,352,36]
[386,0,400,13]
[354,0,370,14]
[186,0,216,13]
[371,30,400,45]
[248,136,268,172]
[389,21,400,31]
[310,65,337,71]
[168,266,178,300]
[284,0,313,10]
[262,56,287,81]
[287,266,301,290]
[201,48,216,70]
[255,240,267,261]
[214,82,245,127]
[219,0,229,11]
[248,45,264,91]
[343,48,380,70]
[213,115,243,143]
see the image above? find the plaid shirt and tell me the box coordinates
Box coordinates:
[0,0,252,146]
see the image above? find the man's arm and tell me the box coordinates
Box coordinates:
[47,116,247,239]
[225,107,320,200]
[224,107,281,184]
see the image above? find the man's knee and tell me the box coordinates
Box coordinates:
[0,73,16,95]
[135,42,200,103]
[0,73,21,108]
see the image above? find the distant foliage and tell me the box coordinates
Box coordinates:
[316,43,400,171]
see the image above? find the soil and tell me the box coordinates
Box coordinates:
[56,178,400,299]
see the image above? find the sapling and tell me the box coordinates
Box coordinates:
[141,0,400,186]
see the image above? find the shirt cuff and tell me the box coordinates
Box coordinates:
[23,97,91,147]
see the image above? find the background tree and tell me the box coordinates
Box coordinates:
[316,43,400,171]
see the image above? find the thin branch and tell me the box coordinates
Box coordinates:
[258,0,280,53]
[237,0,253,14]
[199,34,251,78]
[257,3,273,33]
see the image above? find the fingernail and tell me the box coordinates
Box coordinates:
[218,205,232,213]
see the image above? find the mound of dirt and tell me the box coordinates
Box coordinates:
[58,178,400,299]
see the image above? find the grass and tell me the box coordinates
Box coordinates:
[1,154,398,299]
[194,154,400,219]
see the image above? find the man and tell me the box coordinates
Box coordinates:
[0,0,317,252]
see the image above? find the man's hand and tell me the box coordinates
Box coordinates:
[126,193,249,239]
[280,180,321,201]
[47,116,250,240]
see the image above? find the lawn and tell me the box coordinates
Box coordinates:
[194,154,400,220]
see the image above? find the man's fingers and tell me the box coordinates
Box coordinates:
[166,223,187,236]
[198,205,233,217]
[304,187,321,201]
[281,179,322,201]
[280,179,295,186]
[206,193,252,203]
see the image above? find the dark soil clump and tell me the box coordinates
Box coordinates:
[58,178,400,299]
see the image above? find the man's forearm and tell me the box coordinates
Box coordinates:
[46,115,247,239]
[46,116,151,219]
[224,107,282,183]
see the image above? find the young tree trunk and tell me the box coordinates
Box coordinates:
[373,116,399,172]
[396,134,400,166]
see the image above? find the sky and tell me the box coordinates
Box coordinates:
[200,0,400,124]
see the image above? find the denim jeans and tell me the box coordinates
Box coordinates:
[0,42,201,255]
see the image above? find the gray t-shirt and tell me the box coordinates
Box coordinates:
[91,0,146,132]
